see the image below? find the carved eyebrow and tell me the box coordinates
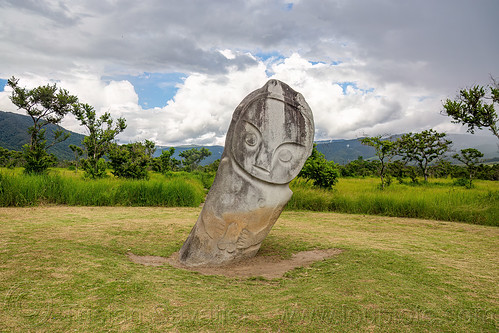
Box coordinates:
[243,120,262,137]
[275,142,306,150]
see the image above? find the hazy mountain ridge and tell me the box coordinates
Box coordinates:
[0,110,86,160]
[314,134,498,164]
[154,145,224,166]
[1,110,497,164]
[159,134,498,166]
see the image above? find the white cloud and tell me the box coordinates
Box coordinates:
[1,0,498,146]
[1,52,494,146]
[112,62,269,145]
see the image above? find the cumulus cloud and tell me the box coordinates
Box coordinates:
[0,0,497,145]
[0,52,485,146]
[109,60,269,145]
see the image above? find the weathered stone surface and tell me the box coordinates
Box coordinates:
[179,79,314,267]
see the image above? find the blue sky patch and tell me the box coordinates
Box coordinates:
[254,51,285,62]
[337,81,374,95]
[253,51,285,76]
[417,96,432,102]
[0,79,7,92]
[337,82,356,94]
[103,72,185,109]
[283,3,293,11]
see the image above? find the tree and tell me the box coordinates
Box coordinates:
[453,148,484,188]
[360,136,397,189]
[442,77,499,140]
[69,144,83,173]
[299,144,340,189]
[429,159,454,179]
[202,159,220,173]
[397,129,452,182]
[2,149,23,168]
[0,147,13,167]
[340,156,378,177]
[151,147,180,173]
[108,140,155,179]
[73,103,126,178]
[179,147,212,172]
[7,77,78,173]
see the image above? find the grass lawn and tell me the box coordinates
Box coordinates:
[0,207,497,332]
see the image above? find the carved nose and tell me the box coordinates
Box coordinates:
[254,149,272,173]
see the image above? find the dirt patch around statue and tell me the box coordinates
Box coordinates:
[128,249,343,279]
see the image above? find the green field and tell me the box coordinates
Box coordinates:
[0,207,497,332]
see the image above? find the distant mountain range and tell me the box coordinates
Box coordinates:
[1,110,497,164]
[0,110,86,160]
[315,133,499,164]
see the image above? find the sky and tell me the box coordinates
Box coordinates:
[0,0,498,146]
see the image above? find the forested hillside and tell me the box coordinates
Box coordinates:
[0,110,85,160]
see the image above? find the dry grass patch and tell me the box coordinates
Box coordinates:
[0,206,497,332]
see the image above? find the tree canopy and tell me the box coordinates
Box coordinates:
[152,147,181,173]
[299,144,340,189]
[179,147,212,171]
[442,77,499,140]
[397,129,452,182]
[73,103,126,178]
[360,136,397,189]
[453,148,484,188]
[7,77,79,173]
[108,140,155,179]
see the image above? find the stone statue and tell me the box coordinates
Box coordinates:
[179,79,314,266]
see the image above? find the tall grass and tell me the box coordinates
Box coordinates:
[0,169,205,207]
[1,168,498,225]
[288,178,499,226]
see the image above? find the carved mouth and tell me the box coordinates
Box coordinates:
[253,165,271,175]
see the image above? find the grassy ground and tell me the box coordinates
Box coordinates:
[0,207,497,332]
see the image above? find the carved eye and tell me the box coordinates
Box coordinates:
[245,132,257,146]
[278,148,292,163]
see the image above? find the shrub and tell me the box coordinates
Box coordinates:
[299,145,340,189]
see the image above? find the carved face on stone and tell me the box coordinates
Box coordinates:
[230,80,313,184]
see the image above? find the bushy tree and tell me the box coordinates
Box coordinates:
[73,103,126,178]
[202,159,220,173]
[476,163,499,181]
[453,148,484,188]
[8,77,78,173]
[0,147,9,166]
[151,147,180,173]
[429,159,454,179]
[299,144,340,189]
[442,77,498,140]
[0,147,22,168]
[108,140,155,179]
[397,129,452,182]
[387,160,407,184]
[179,147,212,172]
[360,136,397,189]
[340,156,378,177]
